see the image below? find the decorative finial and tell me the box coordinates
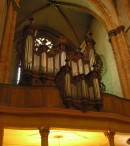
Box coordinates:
[85,31,95,47]
[59,35,68,44]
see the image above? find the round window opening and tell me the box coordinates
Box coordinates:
[35,37,53,52]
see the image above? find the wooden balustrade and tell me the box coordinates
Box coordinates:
[0,84,63,108]
[0,84,130,117]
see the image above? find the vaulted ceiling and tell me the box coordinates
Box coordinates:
[15,0,94,48]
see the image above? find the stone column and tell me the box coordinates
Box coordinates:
[104,131,115,146]
[0,127,4,146]
[3,0,20,84]
[122,0,130,21]
[108,28,130,98]
[39,127,50,146]
[116,26,130,91]
[0,0,14,83]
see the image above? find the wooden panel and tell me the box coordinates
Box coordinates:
[103,93,130,116]
[44,86,63,107]
[1,85,130,118]
[103,94,115,113]
[9,88,25,107]
[27,88,43,107]
[113,98,124,115]
[122,100,130,116]
[0,87,9,105]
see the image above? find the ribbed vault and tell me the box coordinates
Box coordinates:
[15,0,120,48]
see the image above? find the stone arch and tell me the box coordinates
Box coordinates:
[89,0,118,30]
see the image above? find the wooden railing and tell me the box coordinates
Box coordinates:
[0,84,130,117]
[102,93,130,116]
[0,84,63,108]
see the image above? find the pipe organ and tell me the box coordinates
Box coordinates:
[16,20,105,112]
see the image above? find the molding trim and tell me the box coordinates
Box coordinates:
[39,127,50,137]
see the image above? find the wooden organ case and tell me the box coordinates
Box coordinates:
[16,20,105,112]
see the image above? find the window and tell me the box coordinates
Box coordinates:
[35,37,53,52]
[17,62,21,84]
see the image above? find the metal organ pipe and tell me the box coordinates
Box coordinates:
[33,54,40,72]
[65,73,71,96]
[77,81,82,98]
[71,83,77,99]
[72,61,78,76]
[84,64,89,75]
[48,57,53,74]
[25,35,33,70]
[41,52,46,73]
[55,54,59,74]
[89,48,95,71]
[61,51,66,66]
[93,78,101,100]
[81,79,88,98]
[89,87,95,100]
[78,59,83,74]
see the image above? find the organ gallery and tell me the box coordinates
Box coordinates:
[16,19,105,112]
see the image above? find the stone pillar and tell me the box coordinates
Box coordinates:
[0,0,14,83]
[39,127,50,146]
[108,26,130,99]
[122,0,130,21]
[3,0,20,83]
[0,0,7,44]
[0,127,4,146]
[116,26,130,91]
[104,131,115,146]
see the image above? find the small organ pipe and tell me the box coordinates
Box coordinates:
[93,78,101,100]
[65,73,71,96]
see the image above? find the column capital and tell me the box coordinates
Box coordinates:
[8,0,20,11]
[108,25,125,42]
[104,131,115,146]
[39,127,50,137]
[104,131,115,139]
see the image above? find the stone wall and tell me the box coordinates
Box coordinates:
[90,18,123,97]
